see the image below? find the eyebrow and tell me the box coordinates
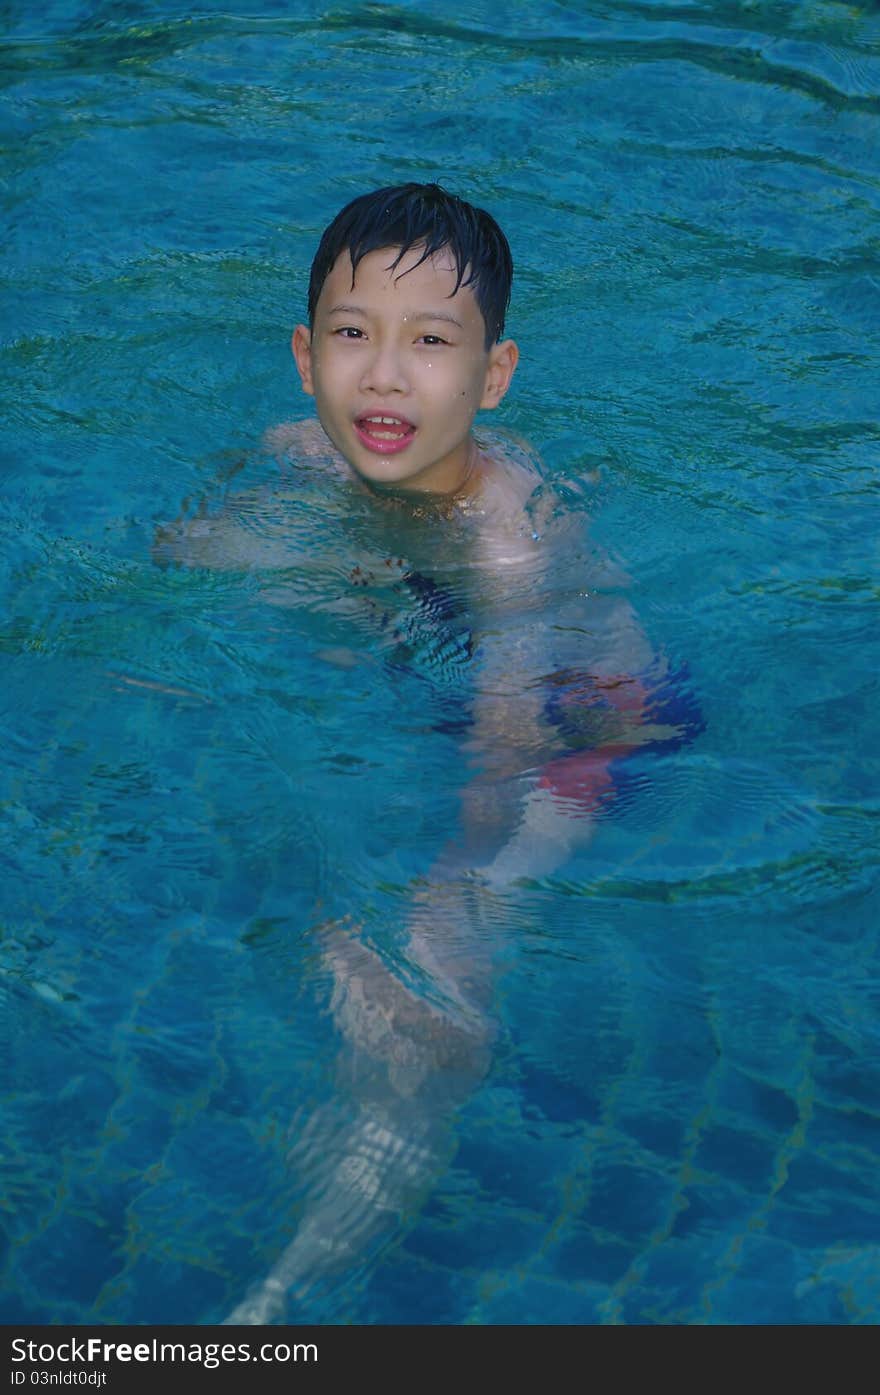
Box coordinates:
[325,303,464,330]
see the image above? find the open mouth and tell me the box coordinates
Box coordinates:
[353,414,417,455]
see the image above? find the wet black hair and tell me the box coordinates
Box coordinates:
[307,182,513,349]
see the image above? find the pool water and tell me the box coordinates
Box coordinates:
[2,0,879,1325]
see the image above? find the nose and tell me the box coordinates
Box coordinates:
[359,339,409,396]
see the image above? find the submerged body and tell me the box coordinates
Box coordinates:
[157,186,686,1320]
[158,421,681,1322]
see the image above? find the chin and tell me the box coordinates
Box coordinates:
[353,458,421,488]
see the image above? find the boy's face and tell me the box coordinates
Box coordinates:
[292,244,517,496]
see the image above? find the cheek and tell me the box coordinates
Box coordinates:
[421,364,468,404]
[434,365,480,402]
[312,352,348,402]
[458,376,484,405]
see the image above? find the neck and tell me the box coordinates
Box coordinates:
[444,437,480,500]
[382,439,481,505]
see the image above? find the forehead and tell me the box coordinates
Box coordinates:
[319,244,482,324]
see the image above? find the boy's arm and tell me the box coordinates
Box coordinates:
[449,497,670,885]
[391,571,667,1031]
[471,661,661,887]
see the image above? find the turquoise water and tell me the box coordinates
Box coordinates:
[2,0,879,1325]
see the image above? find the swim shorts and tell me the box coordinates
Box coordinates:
[538,662,705,811]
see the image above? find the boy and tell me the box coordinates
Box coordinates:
[289,181,519,501]
[272,183,666,880]
[165,182,669,882]
[168,184,691,1321]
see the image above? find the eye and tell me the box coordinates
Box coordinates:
[419,334,448,346]
[334,326,365,339]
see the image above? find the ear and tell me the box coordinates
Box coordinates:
[480,338,518,410]
[291,324,315,396]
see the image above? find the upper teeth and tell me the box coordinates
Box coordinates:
[366,416,403,425]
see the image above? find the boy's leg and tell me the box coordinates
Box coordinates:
[225,908,492,1325]
[479,782,590,888]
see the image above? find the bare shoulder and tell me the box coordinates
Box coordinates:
[154,419,345,572]
[474,428,543,508]
[469,429,569,569]
[262,417,348,477]
[469,431,653,672]
[474,430,631,583]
